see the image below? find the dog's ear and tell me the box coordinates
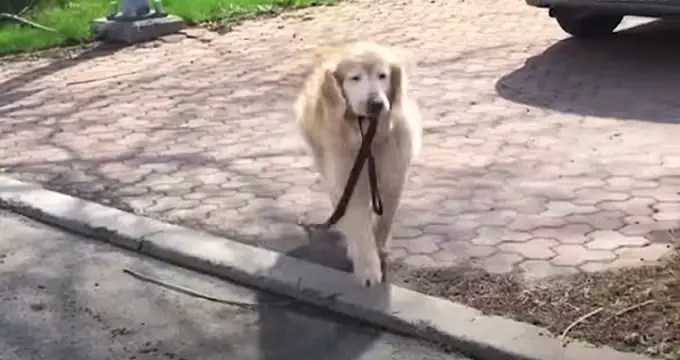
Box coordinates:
[389,63,405,107]
[320,66,345,108]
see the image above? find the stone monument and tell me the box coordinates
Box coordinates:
[91,0,186,44]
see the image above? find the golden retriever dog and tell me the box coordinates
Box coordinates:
[294,42,422,287]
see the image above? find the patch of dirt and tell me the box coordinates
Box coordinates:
[0,41,106,63]
[390,251,680,359]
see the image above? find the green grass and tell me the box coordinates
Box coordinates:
[0,0,332,55]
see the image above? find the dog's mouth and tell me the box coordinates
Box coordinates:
[356,115,372,131]
[345,110,371,124]
[356,112,382,122]
[345,108,382,128]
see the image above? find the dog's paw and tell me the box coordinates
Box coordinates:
[352,256,383,288]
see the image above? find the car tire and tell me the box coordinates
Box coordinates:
[553,9,623,38]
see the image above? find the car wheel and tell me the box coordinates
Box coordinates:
[553,8,623,38]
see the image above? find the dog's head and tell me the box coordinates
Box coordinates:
[318,42,406,120]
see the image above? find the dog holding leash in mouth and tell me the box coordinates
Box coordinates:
[294,42,423,287]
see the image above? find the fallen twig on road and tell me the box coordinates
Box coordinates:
[559,306,604,341]
[123,268,292,308]
[66,69,146,86]
[614,300,655,317]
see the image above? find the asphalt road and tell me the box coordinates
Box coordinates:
[0,210,473,360]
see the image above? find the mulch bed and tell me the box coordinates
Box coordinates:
[390,251,680,359]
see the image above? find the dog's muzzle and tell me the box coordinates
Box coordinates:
[366,97,384,119]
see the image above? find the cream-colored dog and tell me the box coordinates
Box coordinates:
[294,42,422,287]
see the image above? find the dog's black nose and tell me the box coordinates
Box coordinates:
[366,98,384,118]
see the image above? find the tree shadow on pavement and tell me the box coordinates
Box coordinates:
[0,48,335,256]
[0,42,129,108]
[495,18,680,124]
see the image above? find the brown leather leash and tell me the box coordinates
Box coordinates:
[299,113,383,230]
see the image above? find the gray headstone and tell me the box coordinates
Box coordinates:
[91,14,186,44]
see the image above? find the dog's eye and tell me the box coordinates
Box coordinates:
[349,75,361,82]
[377,72,387,80]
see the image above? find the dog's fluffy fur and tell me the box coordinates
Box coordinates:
[294,42,422,287]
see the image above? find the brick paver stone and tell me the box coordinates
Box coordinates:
[1,0,679,280]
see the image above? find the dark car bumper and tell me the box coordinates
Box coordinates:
[526,0,680,16]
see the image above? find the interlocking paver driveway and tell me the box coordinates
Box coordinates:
[1,0,679,280]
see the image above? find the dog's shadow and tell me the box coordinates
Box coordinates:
[255,227,394,360]
[287,227,353,272]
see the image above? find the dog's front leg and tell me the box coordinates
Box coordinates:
[373,146,410,280]
[373,184,404,281]
[329,155,383,288]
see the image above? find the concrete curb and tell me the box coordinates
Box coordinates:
[0,176,651,360]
